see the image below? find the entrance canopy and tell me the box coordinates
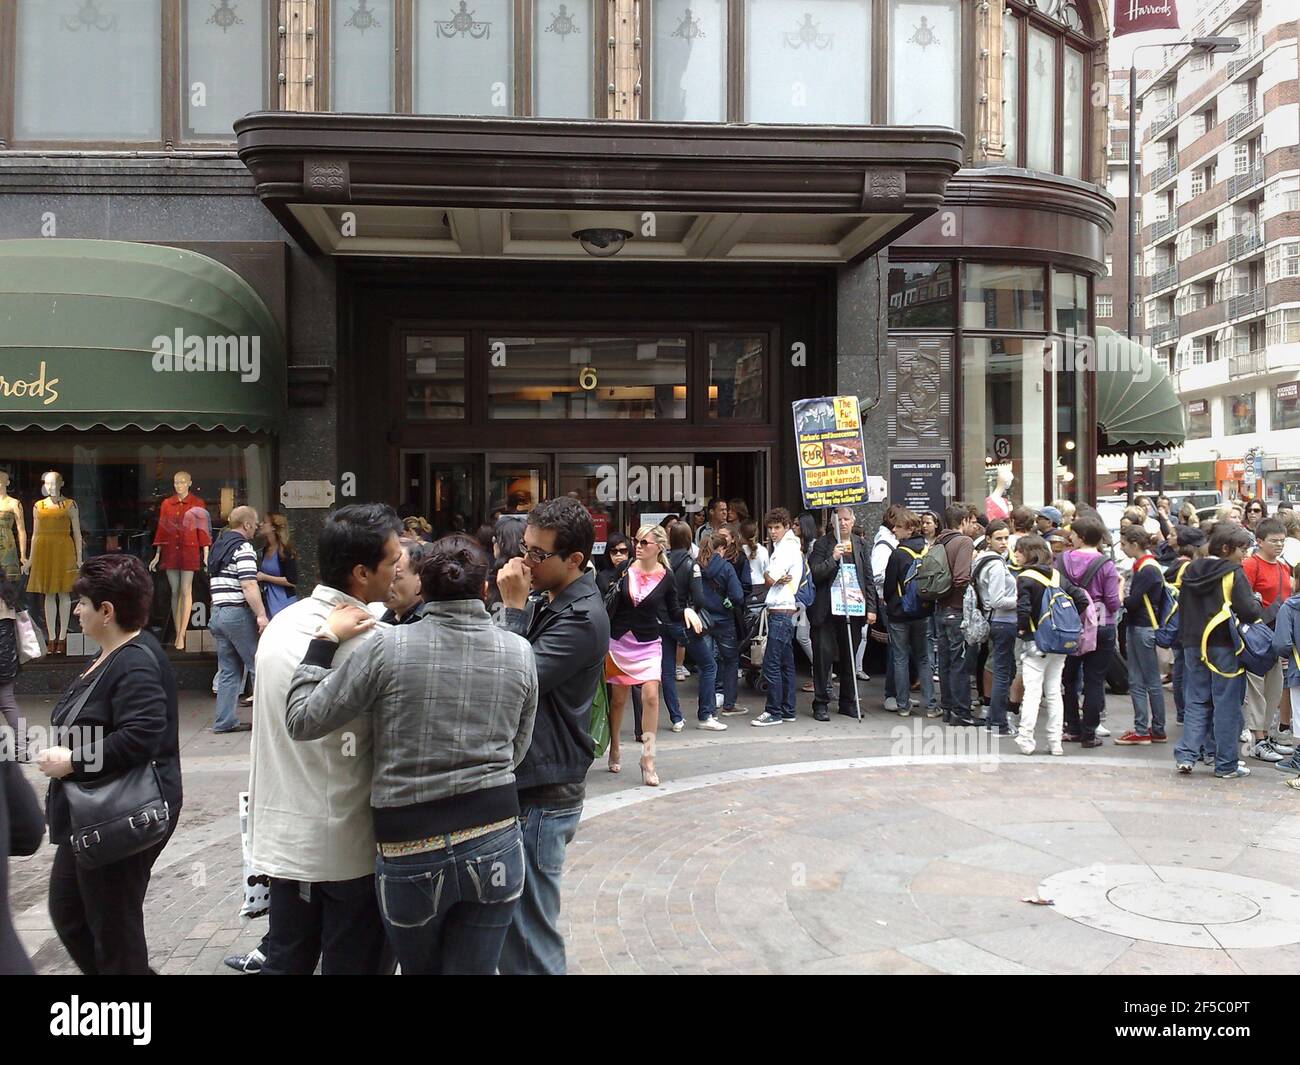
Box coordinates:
[1095,327,1186,455]
[0,239,284,432]
[234,113,963,264]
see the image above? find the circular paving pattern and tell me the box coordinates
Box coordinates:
[1042,864,1300,949]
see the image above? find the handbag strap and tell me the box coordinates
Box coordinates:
[58,663,109,731]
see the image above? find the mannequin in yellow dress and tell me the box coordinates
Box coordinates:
[0,472,27,583]
[23,471,83,655]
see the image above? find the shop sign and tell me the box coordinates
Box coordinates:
[588,508,609,549]
[1187,399,1208,415]
[1173,462,1213,483]
[1113,0,1180,37]
[889,459,949,516]
[793,395,869,509]
[1279,384,1299,401]
[280,480,336,509]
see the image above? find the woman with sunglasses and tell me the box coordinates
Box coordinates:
[1243,497,1267,531]
[605,525,704,786]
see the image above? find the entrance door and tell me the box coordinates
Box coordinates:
[488,454,551,519]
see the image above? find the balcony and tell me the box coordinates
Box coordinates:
[1150,265,1179,293]
[1228,288,1265,319]
[1228,165,1265,199]
[1110,142,1129,161]
[1229,39,1264,79]
[1179,303,1226,334]
[1151,215,1178,241]
[1229,350,1266,378]
[1226,105,1260,139]
[1149,157,1178,189]
[1149,107,1179,138]
[1180,241,1228,280]
[1176,358,1230,393]
[1150,321,1180,345]
[1228,231,1262,260]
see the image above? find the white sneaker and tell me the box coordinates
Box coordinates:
[856,670,870,681]
[1095,725,1110,738]
[1250,739,1286,763]
[1015,739,1035,756]
[697,717,728,731]
[715,692,725,709]
[1241,729,1252,744]
[675,667,689,682]
[883,697,899,712]
[671,720,685,733]
[719,704,748,716]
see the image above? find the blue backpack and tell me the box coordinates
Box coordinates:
[1021,569,1083,655]
[1153,561,1184,650]
[1202,571,1278,677]
[795,555,816,608]
[896,545,927,616]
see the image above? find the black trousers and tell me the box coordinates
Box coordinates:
[812,618,864,712]
[48,821,176,975]
[261,874,392,975]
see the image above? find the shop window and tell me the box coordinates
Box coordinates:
[0,433,270,648]
[745,0,871,123]
[1025,26,1056,172]
[182,0,269,140]
[488,335,687,419]
[1228,392,1256,435]
[887,0,959,128]
[1274,384,1300,431]
[404,334,467,420]
[1186,399,1211,439]
[651,0,727,121]
[414,0,515,115]
[332,0,396,112]
[888,262,954,329]
[707,336,767,420]
[535,0,595,117]
[1052,270,1088,335]
[961,336,1046,508]
[15,0,162,142]
[961,263,1045,332]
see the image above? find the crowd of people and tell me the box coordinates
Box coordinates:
[3,486,1300,976]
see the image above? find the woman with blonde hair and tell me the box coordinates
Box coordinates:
[604,524,703,786]
[256,512,299,618]
[1178,501,1200,527]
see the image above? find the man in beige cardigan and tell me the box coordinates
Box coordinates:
[243,504,403,975]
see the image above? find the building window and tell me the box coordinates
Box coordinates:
[1104,254,1112,277]
[404,334,467,420]
[331,0,396,112]
[487,335,687,419]
[182,0,269,141]
[962,263,1045,332]
[888,262,954,329]
[707,335,768,420]
[1266,243,1300,283]
[1053,270,1087,335]
[1229,392,1256,435]
[535,0,595,117]
[650,0,727,121]
[1235,142,1250,175]
[1190,169,1204,198]
[1095,294,1113,318]
[747,0,872,123]
[887,0,958,128]
[1062,46,1085,180]
[414,0,515,116]
[14,0,163,142]
[1186,399,1211,439]
[1268,310,1300,347]
[1002,8,1019,163]
[1025,26,1056,172]
[961,336,1047,508]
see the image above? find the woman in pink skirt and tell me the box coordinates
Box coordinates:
[606,524,703,786]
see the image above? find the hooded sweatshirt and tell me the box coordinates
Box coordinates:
[1271,593,1300,685]
[1178,557,1262,650]
[1059,548,1121,626]
[883,534,932,622]
[973,550,1018,624]
[1123,554,1166,628]
[870,525,897,601]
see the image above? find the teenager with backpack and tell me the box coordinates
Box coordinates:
[1240,517,1295,763]
[883,509,936,718]
[1174,523,1261,778]
[974,520,1018,737]
[1014,535,1072,755]
[922,504,980,726]
[1057,515,1120,748]
[1165,526,1206,726]
[1271,588,1300,781]
[752,508,805,726]
[1116,527,1169,745]
[872,505,903,711]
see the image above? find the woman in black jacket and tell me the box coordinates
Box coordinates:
[1,757,42,974]
[605,524,703,786]
[37,554,182,975]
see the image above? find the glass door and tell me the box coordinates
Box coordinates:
[487,454,551,521]
[402,451,483,537]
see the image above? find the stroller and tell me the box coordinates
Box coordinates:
[739,589,770,692]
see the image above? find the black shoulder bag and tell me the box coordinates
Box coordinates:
[58,648,171,870]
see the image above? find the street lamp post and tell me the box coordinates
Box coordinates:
[1125,35,1239,506]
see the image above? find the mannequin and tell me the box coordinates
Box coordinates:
[149,471,211,651]
[24,471,82,655]
[985,467,1014,521]
[0,471,27,582]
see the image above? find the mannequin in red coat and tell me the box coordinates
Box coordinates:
[149,471,211,650]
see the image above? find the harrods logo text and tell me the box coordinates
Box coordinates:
[1114,0,1179,36]
[0,361,59,405]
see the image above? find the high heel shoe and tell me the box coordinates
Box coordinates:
[639,733,660,788]
[607,747,621,774]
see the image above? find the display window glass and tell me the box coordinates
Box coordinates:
[961,336,1047,510]
[1186,399,1212,439]
[1274,384,1300,431]
[962,263,1045,331]
[888,262,954,329]
[1228,392,1256,435]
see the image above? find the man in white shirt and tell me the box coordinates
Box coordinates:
[245,503,404,975]
[752,508,803,726]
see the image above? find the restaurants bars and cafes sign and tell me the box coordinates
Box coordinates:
[1114,0,1180,36]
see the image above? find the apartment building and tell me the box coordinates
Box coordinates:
[1095,69,1148,338]
[1138,0,1300,499]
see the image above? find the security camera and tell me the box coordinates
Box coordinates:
[573,227,633,258]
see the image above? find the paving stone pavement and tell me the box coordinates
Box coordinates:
[9,675,1300,975]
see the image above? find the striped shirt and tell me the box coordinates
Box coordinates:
[211,538,259,608]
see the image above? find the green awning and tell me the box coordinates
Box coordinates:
[1094,326,1186,455]
[0,239,284,432]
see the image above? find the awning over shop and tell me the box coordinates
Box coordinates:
[1095,326,1186,454]
[0,239,284,433]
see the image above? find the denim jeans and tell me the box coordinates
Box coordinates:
[1176,646,1245,775]
[935,609,970,718]
[1063,624,1117,741]
[711,618,740,709]
[660,621,686,725]
[762,611,798,718]
[209,604,258,732]
[888,618,935,711]
[988,621,1018,728]
[1172,645,1185,720]
[686,631,718,721]
[499,803,582,975]
[374,823,525,975]
[1127,626,1167,736]
[261,873,390,975]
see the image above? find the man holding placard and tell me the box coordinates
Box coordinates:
[808,506,877,721]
